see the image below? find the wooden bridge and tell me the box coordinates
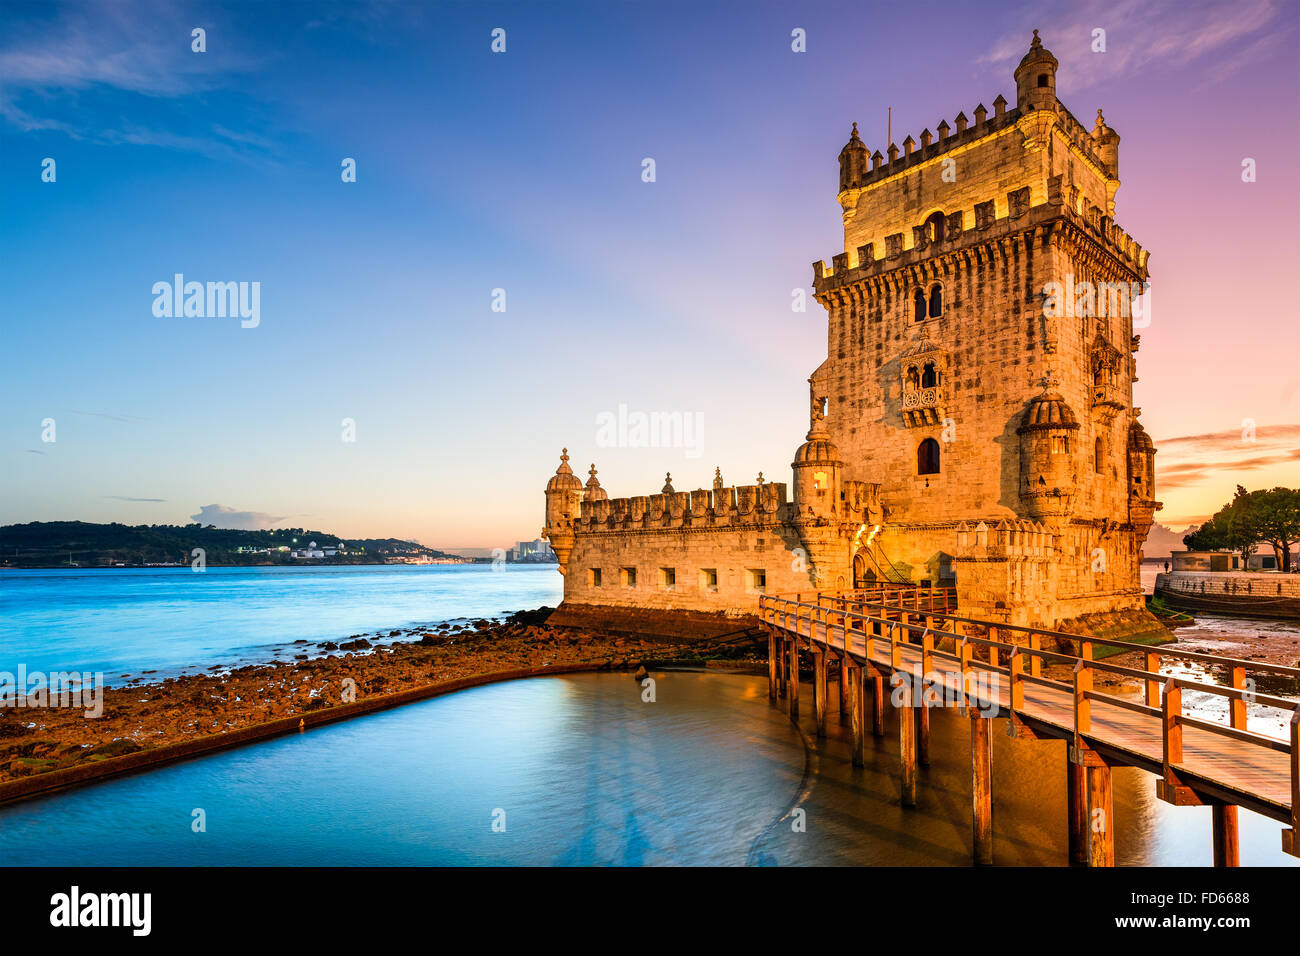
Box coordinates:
[759,586,1300,866]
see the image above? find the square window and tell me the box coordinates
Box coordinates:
[700,568,719,592]
[588,568,602,588]
[659,567,676,590]
[746,568,767,593]
[620,567,637,588]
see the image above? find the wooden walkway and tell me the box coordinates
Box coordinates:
[759,587,1300,866]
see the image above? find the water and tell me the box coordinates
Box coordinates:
[0,565,564,685]
[1,670,1294,866]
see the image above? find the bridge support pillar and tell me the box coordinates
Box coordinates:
[812,649,827,738]
[1067,756,1087,865]
[848,663,865,767]
[839,658,849,719]
[1074,748,1114,867]
[871,666,885,737]
[899,676,917,807]
[1212,804,1239,867]
[918,696,931,767]
[788,639,800,722]
[971,713,993,865]
[776,634,786,699]
[767,629,777,702]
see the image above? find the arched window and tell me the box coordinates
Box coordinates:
[906,365,920,390]
[917,438,940,475]
[928,283,943,318]
[921,362,938,388]
[924,211,945,243]
[913,289,926,323]
[1094,437,1104,474]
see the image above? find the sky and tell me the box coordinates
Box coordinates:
[2,0,1298,549]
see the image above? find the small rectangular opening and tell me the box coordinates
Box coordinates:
[588,568,602,588]
[659,567,676,590]
[700,568,718,593]
[620,567,637,588]
[746,568,767,593]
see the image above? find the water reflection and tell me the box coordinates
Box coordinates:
[0,671,1294,866]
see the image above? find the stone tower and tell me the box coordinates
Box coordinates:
[810,30,1160,633]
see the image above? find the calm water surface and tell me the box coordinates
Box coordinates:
[1,671,1295,866]
[0,565,563,684]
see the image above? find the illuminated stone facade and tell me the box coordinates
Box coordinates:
[543,33,1162,640]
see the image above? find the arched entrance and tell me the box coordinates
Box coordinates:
[852,552,876,590]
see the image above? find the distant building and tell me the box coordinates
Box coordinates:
[514,538,556,562]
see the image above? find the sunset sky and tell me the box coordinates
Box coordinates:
[3,0,1297,549]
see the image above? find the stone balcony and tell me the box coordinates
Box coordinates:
[901,386,944,427]
[1091,382,1125,423]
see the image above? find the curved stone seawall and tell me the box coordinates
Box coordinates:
[0,662,612,808]
[1156,572,1300,619]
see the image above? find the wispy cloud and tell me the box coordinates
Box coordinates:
[104,495,166,503]
[979,0,1289,91]
[0,1,273,159]
[1153,423,1300,494]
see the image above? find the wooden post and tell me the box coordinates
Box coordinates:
[788,637,800,722]
[971,712,992,865]
[767,628,777,701]
[899,672,917,807]
[871,665,885,737]
[1086,760,1115,867]
[849,663,864,767]
[1212,805,1239,868]
[1284,706,1299,858]
[1067,756,1087,865]
[813,649,827,738]
[918,634,933,766]
[1144,651,1160,708]
[1210,668,1246,866]
[839,657,849,718]
[776,634,786,698]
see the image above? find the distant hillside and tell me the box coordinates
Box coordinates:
[0,521,465,568]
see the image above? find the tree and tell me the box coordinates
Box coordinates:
[1183,485,1300,572]
[1246,486,1300,572]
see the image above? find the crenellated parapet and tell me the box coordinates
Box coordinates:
[813,175,1148,299]
[573,474,792,534]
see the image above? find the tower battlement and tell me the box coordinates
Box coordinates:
[813,175,1148,291]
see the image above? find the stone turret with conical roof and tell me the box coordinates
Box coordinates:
[1014,29,1058,113]
[792,416,842,519]
[1017,379,1080,520]
[838,122,869,193]
[542,448,583,573]
[1127,412,1159,534]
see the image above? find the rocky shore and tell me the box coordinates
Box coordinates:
[0,607,764,785]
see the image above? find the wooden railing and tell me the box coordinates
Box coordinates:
[759,587,1300,861]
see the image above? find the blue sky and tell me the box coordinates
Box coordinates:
[2,0,1297,547]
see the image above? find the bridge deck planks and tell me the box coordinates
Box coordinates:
[774,617,1292,824]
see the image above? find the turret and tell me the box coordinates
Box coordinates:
[1017,388,1079,520]
[543,449,583,572]
[792,417,842,519]
[1014,29,1058,114]
[1091,108,1122,213]
[838,122,868,193]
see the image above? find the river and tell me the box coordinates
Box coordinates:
[0,669,1295,866]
